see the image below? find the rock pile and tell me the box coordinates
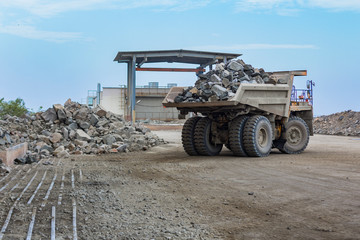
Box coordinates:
[313,110,360,136]
[174,59,284,103]
[0,99,165,163]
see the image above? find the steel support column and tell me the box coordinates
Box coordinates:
[126,61,132,121]
[131,56,136,123]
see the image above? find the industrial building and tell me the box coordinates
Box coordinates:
[87,83,180,121]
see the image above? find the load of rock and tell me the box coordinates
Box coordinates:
[174,59,284,103]
[0,99,165,163]
[313,110,360,136]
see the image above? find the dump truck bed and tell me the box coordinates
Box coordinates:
[163,70,307,118]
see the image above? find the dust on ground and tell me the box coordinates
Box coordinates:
[1,131,360,239]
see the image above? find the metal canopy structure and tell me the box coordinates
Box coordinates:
[113,49,242,123]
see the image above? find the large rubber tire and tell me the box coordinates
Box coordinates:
[181,116,201,156]
[278,116,310,154]
[194,117,223,156]
[229,116,250,156]
[243,115,273,157]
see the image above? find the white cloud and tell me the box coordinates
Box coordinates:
[236,0,360,13]
[308,0,360,11]
[0,0,210,18]
[0,24,87,42]
[0,0,211,42]
[191,43,317,51]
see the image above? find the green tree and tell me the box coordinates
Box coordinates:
[0,98,28,118]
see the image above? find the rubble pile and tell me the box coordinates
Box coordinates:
[313,110,360,136]
[0,99,165,163]
[174,59,284,103]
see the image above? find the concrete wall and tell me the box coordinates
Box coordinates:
[100,88,126,116]
[100,87,179,121]
[135,97,179,120]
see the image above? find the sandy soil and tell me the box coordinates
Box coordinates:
[0,132,359,239]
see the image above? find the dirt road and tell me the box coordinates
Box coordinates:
[0,132,359,239]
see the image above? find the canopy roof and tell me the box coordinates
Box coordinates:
[114,49,241,67]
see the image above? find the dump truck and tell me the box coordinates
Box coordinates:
[162,70,314,157]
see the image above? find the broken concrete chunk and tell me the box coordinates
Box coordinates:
[50,132,62,144]
[53,104,64,112]
[215,63,225,71]
[57,109,67,123]
[239,74,251,82]
[211,85,228,99]
[75,129,92,142]
[41,108,57,122]
[90,114,99,126]
[189,87,199,95]
[227,61,244,71]
[210,74,222,83]
[222,78,230,88]
[95,106,107,117]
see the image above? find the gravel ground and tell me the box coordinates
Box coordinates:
[0,131,360,239]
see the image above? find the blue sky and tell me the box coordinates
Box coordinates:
[0,0,359,116]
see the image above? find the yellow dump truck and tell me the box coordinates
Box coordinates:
[163,70,314,157]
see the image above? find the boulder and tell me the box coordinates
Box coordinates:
[75,129,92,142]
[50,132,62,144]
[41,108,57,122]
[57,109,67,123]
[227,61,243,71]
[94,106,107,117]
[103,134,116,146]
[90,114,99,126]
[53,104,64,112]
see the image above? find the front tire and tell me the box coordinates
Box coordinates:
[278,117,309,154]
[194,117,223,156]
[243,115,273,157]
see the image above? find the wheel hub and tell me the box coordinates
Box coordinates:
[257,127,268,147]
[287,126,302,145]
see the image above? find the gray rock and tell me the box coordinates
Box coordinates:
[97,119,109,127]
[40,144,54,153]
[41,108,57,122]
[75,129,92,142]
[50,132,62,144]
[63,128,69,140]
[79,121,90,130]
[210,74,222,83]
[53,104,64,112]
[57,109,67,123]
[221,70,231,79]
[211,85,228,99]
[53,146,65,156]
[215,63,225,71]
[117,144,128,152]
[69,130,76,140]
[74,108,89,121]
[103,134,116,146]
[184,91,192,98]
[239,74,250,82]
[90,114,99,126]
[41,130,51,136]
[227,61,243,71]
[94,106,107,117]
[57,150,70,158]
[222,78,230,88]
[68,122,78,131]
[4,134,12,144]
